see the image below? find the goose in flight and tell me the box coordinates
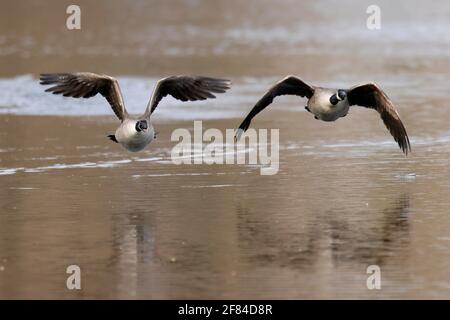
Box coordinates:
[40,73,231,152]
[235,76,410,155]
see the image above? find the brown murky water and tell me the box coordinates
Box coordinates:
[1,0,450,299]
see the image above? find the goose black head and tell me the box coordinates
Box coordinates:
[330,90,347,105]
[330,94,339,105]
[135,120,148,132]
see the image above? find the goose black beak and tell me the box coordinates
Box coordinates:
[338,90,347,100]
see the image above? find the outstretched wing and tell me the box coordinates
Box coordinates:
[347,82,410,155]
[40,72,127,121]
[235,76,314,140]
[145,76,231,116]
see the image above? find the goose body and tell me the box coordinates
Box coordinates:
[114,117,155,152]
[235,76,410,155]
[307,88,350,121]
[40,73,231,152]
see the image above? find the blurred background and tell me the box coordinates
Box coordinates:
[2,0,450,77]
[1,0,450,299]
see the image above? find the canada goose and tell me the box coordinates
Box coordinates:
[235,76,410,155]
[40,73,231,152]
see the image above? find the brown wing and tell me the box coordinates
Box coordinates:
[40,72,127,121]
[145,76,231,116]
[347,82,410,155]
[235,76,314,140]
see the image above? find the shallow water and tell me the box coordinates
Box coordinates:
[1,111,450,299]
[1,0,450,299]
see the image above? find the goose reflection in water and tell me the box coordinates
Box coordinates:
[237,194,411,269]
